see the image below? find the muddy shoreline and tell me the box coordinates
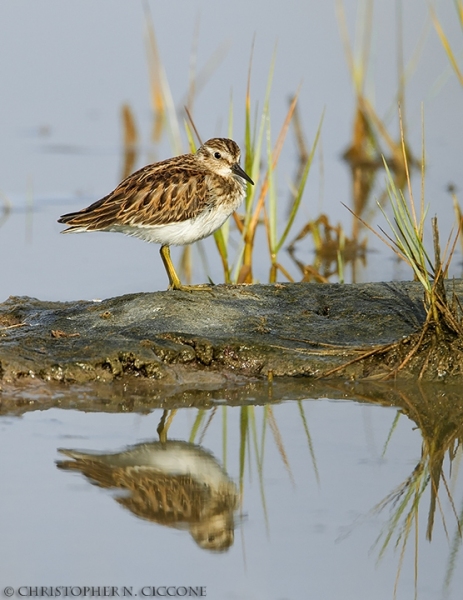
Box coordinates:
[2,280,461,388]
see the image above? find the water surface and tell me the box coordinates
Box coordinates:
[1,382,462,599]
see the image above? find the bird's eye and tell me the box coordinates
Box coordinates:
[214,151,222,159]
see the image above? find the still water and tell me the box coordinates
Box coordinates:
[1,1,463,598]
[1,381,462,600]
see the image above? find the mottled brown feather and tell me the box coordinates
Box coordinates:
[58,138,251,233]
[58,157,212,230]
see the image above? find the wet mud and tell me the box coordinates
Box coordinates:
[1,281,462,389]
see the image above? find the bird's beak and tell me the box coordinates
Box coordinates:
[232,163,254,185]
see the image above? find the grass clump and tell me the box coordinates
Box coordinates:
[138,11,326,286]
[321,108,463,381]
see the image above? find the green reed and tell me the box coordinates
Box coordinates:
[143,9,322,285]
[431,1,463,88]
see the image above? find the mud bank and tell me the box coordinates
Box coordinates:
[1,280,461,386]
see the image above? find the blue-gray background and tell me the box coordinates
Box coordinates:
[1,0,462,299]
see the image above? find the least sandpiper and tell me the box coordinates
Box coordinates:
[58,138,254,291]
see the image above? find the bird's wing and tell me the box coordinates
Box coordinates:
[58,157,212,231]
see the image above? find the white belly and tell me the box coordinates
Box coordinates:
[114,203,237,246]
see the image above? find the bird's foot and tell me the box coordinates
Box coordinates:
[169,282,214,292]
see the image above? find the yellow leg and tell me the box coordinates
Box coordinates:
[160,245,182,289]
[159,245,212,292]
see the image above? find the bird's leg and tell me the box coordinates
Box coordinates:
[159,245,213,292]
[156,409,177,443]
[160,245,183,289]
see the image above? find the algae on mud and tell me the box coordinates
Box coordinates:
[2,280,462,386]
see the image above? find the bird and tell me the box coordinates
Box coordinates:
[58,138,254,291]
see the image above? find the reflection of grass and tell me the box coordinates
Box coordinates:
[374,444,462,598]
[187,402,320,524]
[373,461,427,598]
[371,385,463,598]
[327,382,463,599]
[288,214,367,282]
[162,384,463,597]
[445,493,463,594]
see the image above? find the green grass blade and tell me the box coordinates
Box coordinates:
[184,119,197,153]
[275,109,324,253]
[266,117,277,253]
[431,5,463,87]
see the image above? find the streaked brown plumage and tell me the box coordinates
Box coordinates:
[58,138,253,291]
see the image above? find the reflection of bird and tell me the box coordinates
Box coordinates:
[57,440,239,552]
[58,138,253,291]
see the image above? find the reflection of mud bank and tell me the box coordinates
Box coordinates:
[1,280,463,385]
